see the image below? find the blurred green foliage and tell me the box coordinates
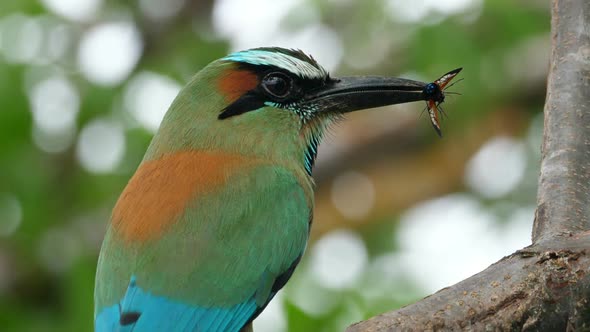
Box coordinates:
[0,0,549,331]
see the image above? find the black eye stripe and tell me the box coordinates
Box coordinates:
[218,92,265,119]
[218,64,331,120]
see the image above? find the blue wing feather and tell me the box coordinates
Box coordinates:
[95,276,258,332]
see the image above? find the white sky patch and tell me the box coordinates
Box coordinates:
[309,229,368,289]
[76,119,126,173]
[386,0,430,23]
[33,125,77,154]
[396,194,532,293]
[28,74,80,153]
[502,207,534,250]
[28,75,79,133]
[254,293,286,332]
[267,24,343,73]
[212,0,343,72]
[77,21,143,86]
[0,15,72,65]
[286,241,355,317]
[213,0,299,47]
[124,71,181,132]
[429,0,481,14]
[465,136,527,198]
[0,14,43,64]
[331,171,376,221]
[286,264,340,317]
[40,0,102,22]
[386,0,482,23]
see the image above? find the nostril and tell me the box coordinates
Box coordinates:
[119,311,141,326]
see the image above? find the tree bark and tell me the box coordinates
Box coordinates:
[534,0,590,243]
[346,0,590,331]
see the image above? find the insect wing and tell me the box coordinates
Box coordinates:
[427,100,442,137]
[434,67,462,90]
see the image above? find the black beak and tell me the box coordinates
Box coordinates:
[303,76,427,114]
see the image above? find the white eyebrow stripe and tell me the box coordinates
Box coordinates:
[223,50,327,79]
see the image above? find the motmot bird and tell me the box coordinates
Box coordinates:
[94,47,429,332]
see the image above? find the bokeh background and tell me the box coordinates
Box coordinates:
[0,0,550,331]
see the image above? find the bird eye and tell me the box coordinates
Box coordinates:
[262,72,292,98]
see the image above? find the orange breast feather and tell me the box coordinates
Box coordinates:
[111,151,260,242]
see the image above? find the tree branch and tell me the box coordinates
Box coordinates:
[347,238,590,332]
[534,0,590,243]
[347,0,590,330]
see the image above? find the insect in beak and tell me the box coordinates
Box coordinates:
[422,67,463,137]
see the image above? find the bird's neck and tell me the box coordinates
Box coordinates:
[143,114,326,191]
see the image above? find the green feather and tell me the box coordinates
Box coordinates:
[95,165,311,311]
[95,55,330,328]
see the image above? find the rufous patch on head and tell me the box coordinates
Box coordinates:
[217,68,259,102]
[111,151,262,243]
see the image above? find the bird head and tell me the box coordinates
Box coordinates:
[144,47,426,176]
